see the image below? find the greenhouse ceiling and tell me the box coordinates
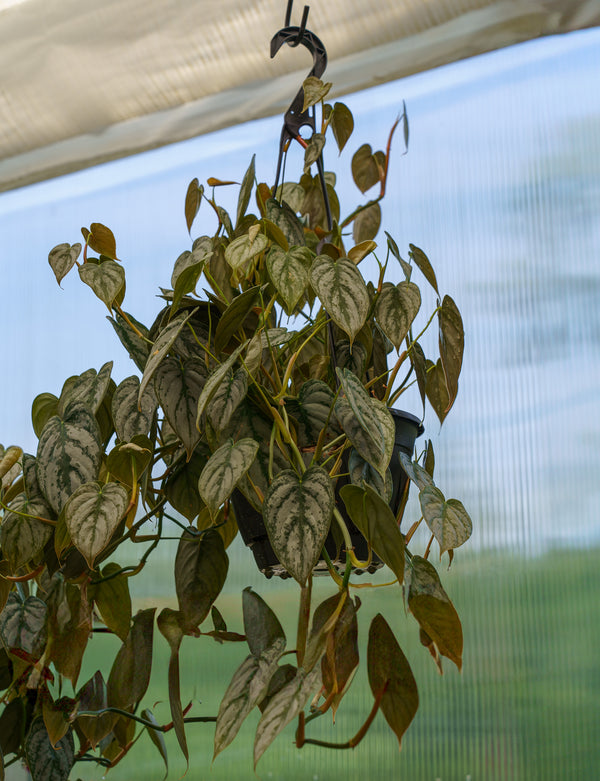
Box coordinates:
[0,0,598,192]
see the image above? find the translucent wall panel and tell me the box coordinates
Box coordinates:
[1,26,599,781]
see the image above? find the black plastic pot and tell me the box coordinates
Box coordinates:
[232,409,424,578]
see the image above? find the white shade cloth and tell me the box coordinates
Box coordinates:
[0,0,598,192]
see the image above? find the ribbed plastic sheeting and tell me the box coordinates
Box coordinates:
[1,27,599,781]
[1,0,600,191]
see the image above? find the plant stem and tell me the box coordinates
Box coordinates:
[296,576,312,667]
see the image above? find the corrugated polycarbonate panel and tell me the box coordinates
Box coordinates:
[1,27,599,781]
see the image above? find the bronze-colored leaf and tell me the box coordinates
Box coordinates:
[409,244,439,295]
[107,607,156,710]
[76,670,113,749]
[91,562,132,641]
[42,696,76,748]
[84,223,118,260]
[438,295,464,410]
[329,102,354,153]
[353,201,381,243]
[351,144,381,193]
[367,614,418,748]
[175,527,229,631]
[425,359,450,425]
[406,555,463,670]
[157,608,187,763]
[185,178,203,234]
[45,578,90,685]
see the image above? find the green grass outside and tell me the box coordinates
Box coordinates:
[64,544,599,781]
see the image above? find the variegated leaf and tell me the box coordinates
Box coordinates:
[398,452,434,490]
[214,639,285,759]
[375,281,421,350]
[63,481,129,567]
[224,232,268,272]
[0,593,47,657]
[348,450,392,502]
[79,260,125,311]
[206,368,248,434]
[310,256,369,343]
[335,397,384,476]
[262,467,333,585]
[36,403,102,513]
[419,485,472,554]
[267,246,309,313]
[254,666,321,766]
[154,357,207,458]
[0,495,53,571]
[58,361,113,416]
[48,242,81,286]
[31,393,59,438]
[287,379,337,447]
[195,343,246,428]
[25,718,74,781]
[139,309,196,402]
[198,438,258,517]
[0,445,22,482]
[112,375,157,442]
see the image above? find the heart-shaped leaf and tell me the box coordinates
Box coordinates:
[347,239,376,265]
[302,76,332,112]
[287,379,337,447]
[76,671,112,749]
[267,247,310,314]
[25,718,74,781]
[266,198,305,246]
[164,448,209,522]
[339,483,405,582]
[48,243,81,286]
[353,201,381,243]
[36,402,102,514]
[79,260,125,311]
[225,232,268,273]
[310,256,369,344]
[157,608,187,762]
[329,101,354,153]
[368,614,418,748]
[112,375,157,442]
[198,438,258,517]
[0,495,53,571]
[375,282,421,350]
[64,481,128,567]
[83,223,118,259]
[263,466,333,585]
[154,357,207,458]
[304,133,326,172]
[0,593,47,658]
[31,393,59,438]
[405,556,463,670]
[175,527,229,631]
[398,452,434,490]
[351,144,382,193]
[58,361,113,416]
[419,485,472,554]
[318,594,359,716]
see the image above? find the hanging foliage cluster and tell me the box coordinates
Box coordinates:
[0,79,471,778]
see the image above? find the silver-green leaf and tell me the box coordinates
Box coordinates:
[224,232,268,272]
[419,485,472,554]
[310,256,369,344]
[267,247,310,314]
[375,281,421,350]
[36,403,102,514]
[198,438,259,517]
[78,260,125,311]
[0,593,47,657]
[262,467,333,585]
[0,495,53,571]
[206,368,248,434]
[25,718,74,781]
[112,375,157,442]
[254,666,321,767]
[154,357,207,458]
[63,481,129,567]
[48,243,81,286]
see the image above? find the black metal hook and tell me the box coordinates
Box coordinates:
[270,1,332,230]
